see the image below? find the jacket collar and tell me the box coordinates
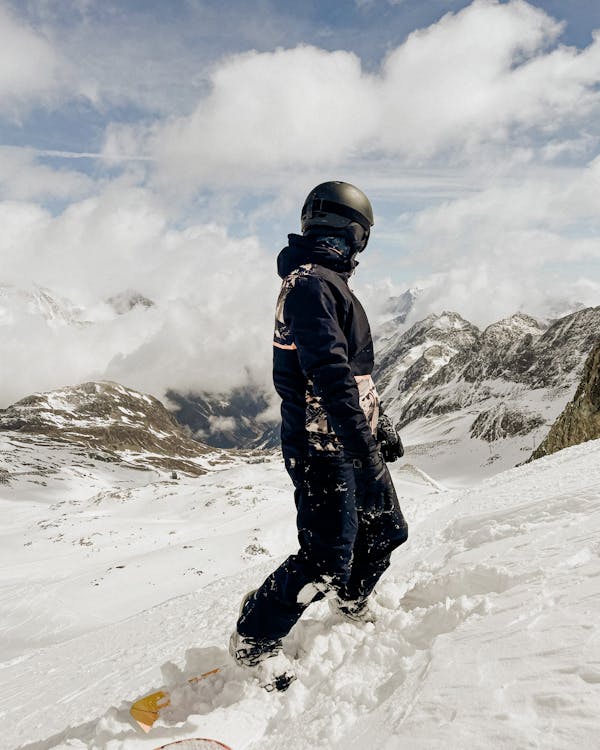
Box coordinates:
[277,234,357,280]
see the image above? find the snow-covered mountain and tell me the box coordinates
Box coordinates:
[375,306,600,481]
[168,304,598,465]
[0,283,155,326]
[0,381,212,476]
[375,310,482,404]
[1,419,599,748]
[374,286,422,340]
[0,283,87,327]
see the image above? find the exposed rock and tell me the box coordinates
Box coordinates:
[0,382,210,475]
[375,311,480,399]
[470,404,546,442]
[435,313,547,387]
[107,290,154,314]
[253,421,281,451]
[529,343,600,461]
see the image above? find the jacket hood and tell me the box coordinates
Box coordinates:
[277,234,357,280]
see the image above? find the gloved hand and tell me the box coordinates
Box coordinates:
[352,451,395,516]
[376,413,404,463]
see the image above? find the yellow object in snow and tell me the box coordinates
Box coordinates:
[130,668,222,732]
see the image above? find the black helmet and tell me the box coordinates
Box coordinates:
[301,181,374,253]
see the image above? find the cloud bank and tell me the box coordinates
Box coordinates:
[104,1,600,187]
[0,183,277,406]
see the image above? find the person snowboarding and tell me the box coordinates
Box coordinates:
[229,181,408,689]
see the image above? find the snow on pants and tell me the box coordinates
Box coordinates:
[236,454,408,642]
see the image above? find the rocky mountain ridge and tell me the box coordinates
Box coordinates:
[0,382,212,476]
[375,310,482,406]
[530,343,600,461]
[371,305,600,479]
[166,306,599,478]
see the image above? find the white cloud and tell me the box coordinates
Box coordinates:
[103,1,600,188]
[377,0,564,155]
[0,147,94,200]
[410,158,600,264]
[208,415,237,433]
[0,3,67,114]
[405,265,600,329]
[104,45,379,188]
[392,156,600,325]
[0,183,279,406]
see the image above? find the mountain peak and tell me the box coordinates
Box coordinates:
[382,287,422,323]
[481,313,546,348]
[0,283,85,327]
[106,289,155,315]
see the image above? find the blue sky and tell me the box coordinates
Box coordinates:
[1,0,600,402]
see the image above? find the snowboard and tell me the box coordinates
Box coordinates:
[153,740,233,750]
[131,654,296,732]
[130,668,222,732]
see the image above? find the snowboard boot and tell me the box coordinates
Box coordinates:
[228,629,282,667]
[329,595,377,624]
[229,590,296,692]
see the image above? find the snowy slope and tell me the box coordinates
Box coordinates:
[2,437,600,749]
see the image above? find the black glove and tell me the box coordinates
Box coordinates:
[352,452,395,516]
[376,413,404,463]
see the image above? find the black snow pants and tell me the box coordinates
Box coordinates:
[236,454,408,642]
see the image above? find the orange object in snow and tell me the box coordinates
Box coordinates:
[130,668,222,732]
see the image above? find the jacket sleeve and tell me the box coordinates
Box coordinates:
[284,275,378,458]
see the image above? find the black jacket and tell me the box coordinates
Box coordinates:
[273,234,379,460]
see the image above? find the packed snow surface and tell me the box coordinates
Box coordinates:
[1,437,600,749]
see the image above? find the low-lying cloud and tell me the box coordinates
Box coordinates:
[0,183,278,406]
